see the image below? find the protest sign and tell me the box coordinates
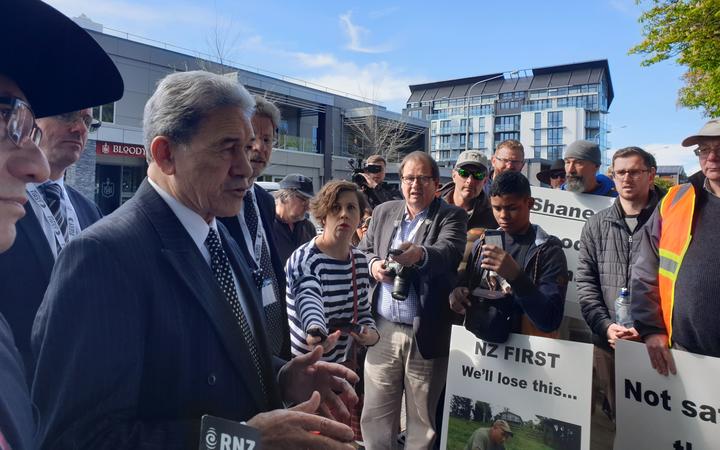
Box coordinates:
[530,187,614,319]
[441,326,593,450]
[615,340,720,450]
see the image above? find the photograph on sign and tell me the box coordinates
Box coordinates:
[440,326,593,450]
[615,340,720,450]
[446,395,582,450]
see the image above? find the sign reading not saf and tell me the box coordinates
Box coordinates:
[440,326,593,450]
[615,340,720,450]
[530,187,614,319]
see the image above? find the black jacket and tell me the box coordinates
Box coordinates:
[460,225,568,333]
[577,187,663,350]
[437,181,498,230]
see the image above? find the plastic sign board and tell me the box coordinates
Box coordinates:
[529,187,614,319]
[441,326,593,450]
[615,340,720,450]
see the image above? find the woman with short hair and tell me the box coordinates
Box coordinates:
[285,180,379,363]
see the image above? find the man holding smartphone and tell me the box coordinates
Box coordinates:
[450,171,568,337]
[359,151,466,449]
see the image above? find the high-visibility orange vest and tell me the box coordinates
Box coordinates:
[657,183,696,345]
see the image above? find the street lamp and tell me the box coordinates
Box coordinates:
[464,70,519,152]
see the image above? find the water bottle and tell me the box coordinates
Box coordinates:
[614,288,633,328]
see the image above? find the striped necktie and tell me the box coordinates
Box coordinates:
[41,182,68,240]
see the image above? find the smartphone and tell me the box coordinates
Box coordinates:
[328,319,363,334]
[307,327,327,342]
[484,229,505,250]
[472,287,509,300]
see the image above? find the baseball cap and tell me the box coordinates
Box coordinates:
[682,119,720,147]
[3,0,124,118]
[493,420,513,436]
[455,150,489,171]
[279,174,314,198]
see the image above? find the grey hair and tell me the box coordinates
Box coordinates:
[143,70,255,162]
[254,95,281,131]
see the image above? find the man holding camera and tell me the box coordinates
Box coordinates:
[358,151,467,449]
[357,154,402,209]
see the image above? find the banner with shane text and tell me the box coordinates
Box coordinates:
[441,326,593,450]
[615,340,720,450]
[529,187,614,319]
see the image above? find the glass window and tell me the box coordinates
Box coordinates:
[548,111,563,128]
[92,102,115,124]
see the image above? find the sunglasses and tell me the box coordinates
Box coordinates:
[0,97,43,147]
[549,172,565,180]
[456,167,486,181]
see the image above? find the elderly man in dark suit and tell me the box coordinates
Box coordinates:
[220,96,290,359]
[358,151,467,449]
[0,106,104,378]
[1,1,124,449]
[32,70,358,450]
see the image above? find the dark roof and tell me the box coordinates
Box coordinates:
[657,165,686,174]
[407,59,614,107]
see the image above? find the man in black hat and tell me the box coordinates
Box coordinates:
[536,159,566,189]
[1,1,124,448]
[273,173,317,264]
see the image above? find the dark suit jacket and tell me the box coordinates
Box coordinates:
[358,198,467,359]
[32,180,283,450]
[0,313,34,450]
[0,184,102,378]
[219,184,291,359]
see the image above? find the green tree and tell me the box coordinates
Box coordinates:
[654,176,676,192]
[450,395,473,420]
[630,0,720,117]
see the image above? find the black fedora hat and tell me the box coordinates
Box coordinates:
[2,0,124,118]
[536,159,566,185]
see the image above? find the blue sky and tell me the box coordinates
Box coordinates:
[48,0,707,173]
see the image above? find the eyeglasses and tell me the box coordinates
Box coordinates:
[0,97,43,147]
[694,143,720,159]
[55,111,100,132]
[549,172,565,180]
[613,169,650,179]
[456,167,486,181]
[401,175,434,185]
[495,156,524,167]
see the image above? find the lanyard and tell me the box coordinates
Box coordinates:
[26,184,80,252]
[240,195,267,268]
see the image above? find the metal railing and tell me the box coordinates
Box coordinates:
[275,134,318,153]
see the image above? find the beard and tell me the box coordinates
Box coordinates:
[565,175,586,193]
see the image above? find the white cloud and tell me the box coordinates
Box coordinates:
[293,52,340,68]
[339,11,392,54]
[644,143,700,175]
[301,61,423,110]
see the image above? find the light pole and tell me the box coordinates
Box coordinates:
[464,70,519,152]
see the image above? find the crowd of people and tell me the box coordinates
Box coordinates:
[2,2,720,450]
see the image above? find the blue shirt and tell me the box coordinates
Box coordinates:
[377,207,429,325]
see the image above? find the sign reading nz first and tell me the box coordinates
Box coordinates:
[96,140,146,159]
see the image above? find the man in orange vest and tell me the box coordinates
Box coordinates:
[632,119,720,375]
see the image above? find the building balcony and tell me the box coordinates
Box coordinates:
[494,124,520,132]
[585,119,600,128]
[276,134,318,153]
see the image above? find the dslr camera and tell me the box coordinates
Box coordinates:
[348,158,382,187]
[384,248,417,301]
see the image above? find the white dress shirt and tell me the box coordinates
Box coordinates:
[148,178,259,335]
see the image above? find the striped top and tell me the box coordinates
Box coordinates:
[285,237,376,362]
